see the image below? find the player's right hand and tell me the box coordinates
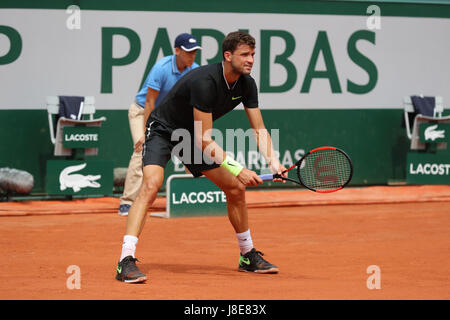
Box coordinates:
[134,136,145,153]
[237,168,263,187]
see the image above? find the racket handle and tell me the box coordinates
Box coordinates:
[259,174,274,181]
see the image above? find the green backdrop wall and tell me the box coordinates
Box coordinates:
[0,108,421,193]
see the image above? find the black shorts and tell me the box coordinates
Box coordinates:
[142,121,220,177]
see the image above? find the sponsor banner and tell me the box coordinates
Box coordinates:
[419,123,449,143]
[166,174,227,217]
[63,126,101,148]
[406,152,450,185]
[1,9,450,110]
[0,107,409,193]
[46,160,113,195]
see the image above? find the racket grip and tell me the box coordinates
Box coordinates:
[259,174,274,181]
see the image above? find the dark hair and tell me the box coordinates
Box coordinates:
[222,31,255,60]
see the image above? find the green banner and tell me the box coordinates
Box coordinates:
[4,108,444,194]
[63,126,101,149]
[46,160,113,195]
[166,174,227,217]
[419,123,450,143]
[406,152,450,185]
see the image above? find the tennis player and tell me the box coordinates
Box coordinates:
[116,31,287,283]
[118,33,201,217]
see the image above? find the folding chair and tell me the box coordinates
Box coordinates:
[403,95,450,150]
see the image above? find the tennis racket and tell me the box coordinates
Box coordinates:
[259,146,353,193]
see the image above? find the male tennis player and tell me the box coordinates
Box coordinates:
[118,33,201,217]
[116,31,287,283]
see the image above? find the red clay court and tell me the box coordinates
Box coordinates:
[0,185,449,300]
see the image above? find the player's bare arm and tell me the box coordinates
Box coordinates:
[193,107,262,187]
[244,107,287,180]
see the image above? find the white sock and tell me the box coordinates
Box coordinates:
[236,230,253,255]
[120,235,138,261]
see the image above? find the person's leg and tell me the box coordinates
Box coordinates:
[125,164,164,237]
[116,164,164,283]
[202,166,248,233]
[202,166,278,274]
[119,103,145,215]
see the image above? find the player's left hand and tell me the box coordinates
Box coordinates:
[270,161,287,183]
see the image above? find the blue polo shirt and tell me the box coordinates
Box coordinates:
[135,54,199,108]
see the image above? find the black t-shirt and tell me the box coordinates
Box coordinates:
[149,63,259,132]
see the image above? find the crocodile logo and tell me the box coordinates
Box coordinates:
[59,163,101,192]
[424,124,445,141]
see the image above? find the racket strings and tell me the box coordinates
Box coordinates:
[298,149,352,191]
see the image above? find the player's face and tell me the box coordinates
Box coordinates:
[177,48,197,68]
[229,44,255,75]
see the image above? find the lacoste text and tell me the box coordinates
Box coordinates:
[64,133,98,142]
[172,191,226,205]
[409,163,450,176]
